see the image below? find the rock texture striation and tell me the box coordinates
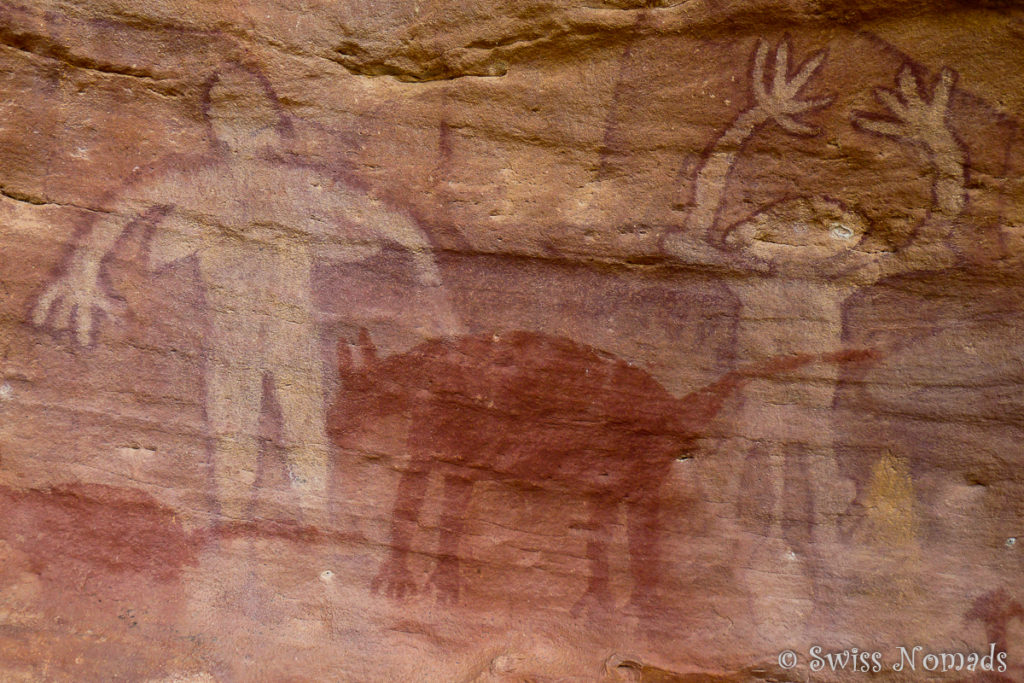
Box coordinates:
[0,0,1023,680]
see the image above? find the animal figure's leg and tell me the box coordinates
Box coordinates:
[626,496,662,616]
[372,454,433,598]
[206,311,264,523]
[429,473,473,603]
[571,497,618,616]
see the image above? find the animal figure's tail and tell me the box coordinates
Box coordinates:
[676,347,880,433]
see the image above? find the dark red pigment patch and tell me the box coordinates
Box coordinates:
[0,482,198,582]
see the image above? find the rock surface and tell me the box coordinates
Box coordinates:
[0,0,1023,680]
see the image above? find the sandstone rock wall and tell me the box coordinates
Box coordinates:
[0,0,1022,680]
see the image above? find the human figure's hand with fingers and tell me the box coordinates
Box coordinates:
[32,257,124,346]
[853,66,958,154]
[851,64,966,261]
[751,36,832,135]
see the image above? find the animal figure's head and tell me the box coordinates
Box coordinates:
[327,329,414,456]
[723,196,869,267]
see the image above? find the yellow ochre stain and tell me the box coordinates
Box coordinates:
[856,450,923,606]
[863,450,919,548]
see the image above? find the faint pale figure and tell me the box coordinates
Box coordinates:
[33,64,457,524]
[663,37,967,625]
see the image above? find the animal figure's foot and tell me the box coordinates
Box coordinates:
[371,559,418,599]
[427,557,461,604]
[626,591,662,620]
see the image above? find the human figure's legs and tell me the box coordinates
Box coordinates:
[206,311,264,522]
[266,249,329,525]
[273,342,329,524]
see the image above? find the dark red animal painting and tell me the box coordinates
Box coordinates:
[328,330,871,614]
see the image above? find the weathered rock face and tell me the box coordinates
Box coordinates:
[1,0,1023,680]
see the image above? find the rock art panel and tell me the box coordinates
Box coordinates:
[0,1,1022,679]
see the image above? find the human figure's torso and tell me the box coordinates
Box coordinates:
[731,277,852,442]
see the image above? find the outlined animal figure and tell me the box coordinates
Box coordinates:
[661,36,969,561]
[327,330,873,613]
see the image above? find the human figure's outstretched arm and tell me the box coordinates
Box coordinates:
[31,210,133,345]
[30,172,191,345]
[319,180,442,287]
[664,37,831,264]
[844,66,966,283]
[319,179,463,335]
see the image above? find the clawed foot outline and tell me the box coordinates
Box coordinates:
[371,557,418,599]
[31,268,126,346]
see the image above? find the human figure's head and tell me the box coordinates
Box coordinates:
[723,196,869,266]
[201,62,292,158]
